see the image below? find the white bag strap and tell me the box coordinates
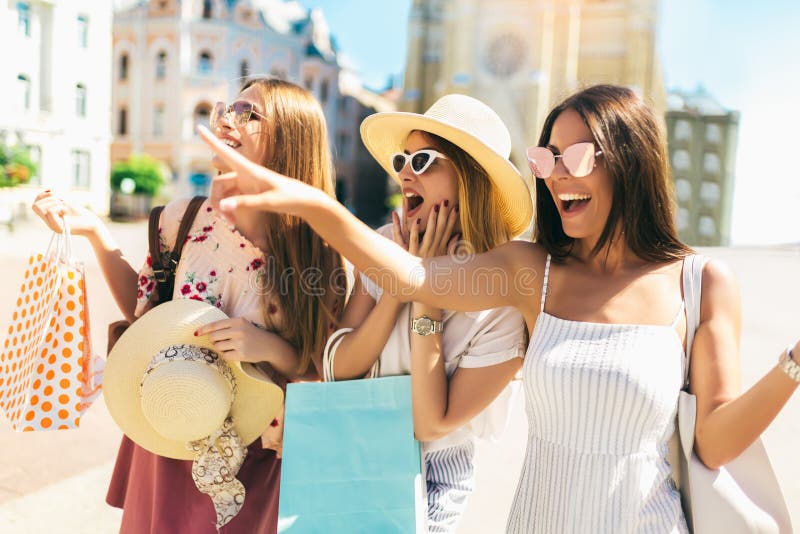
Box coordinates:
[681,254,706,388]
[322,327,353,382]
[44,216,73,264]
[321,327,382,382]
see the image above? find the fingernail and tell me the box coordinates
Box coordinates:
[219,199,236,211]
[434,204,440,213]
[45,189,51,193]
[444,200,449,207]
[193,331,198,336]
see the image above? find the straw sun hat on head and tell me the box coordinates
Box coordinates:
[104,298,283,528]
[360,93,534,236]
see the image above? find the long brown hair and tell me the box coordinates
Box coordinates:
[534,84,692,263]
[416,131,513,253]
[243,78,345,375]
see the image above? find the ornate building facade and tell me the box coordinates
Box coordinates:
[402,0,666,172]
[111,0,344,197]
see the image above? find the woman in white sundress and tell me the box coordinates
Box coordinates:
[198,84,800,533]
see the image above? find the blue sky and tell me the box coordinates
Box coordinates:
[301,0,800,245]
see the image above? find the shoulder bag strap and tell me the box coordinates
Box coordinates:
[682,254,706,388]
[150,196,207,304]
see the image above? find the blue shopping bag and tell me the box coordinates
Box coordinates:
[278,375,426,533]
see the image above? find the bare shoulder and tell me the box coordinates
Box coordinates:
[700,258,741,319]
[702,258,739,297]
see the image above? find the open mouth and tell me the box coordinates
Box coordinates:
[222,137,242,149]
[558,193,592,215]
[404,191,424,216]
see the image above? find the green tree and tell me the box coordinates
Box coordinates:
[0,143,38,188]
[110,154,166,197]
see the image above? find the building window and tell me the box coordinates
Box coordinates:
[198,51,213,74]
[193,102,211,132]
[700,181,721,207]
[672,149,690,171]
[118,107,128,136]
[698,216,717,238]
[156,50,167,80]
[18,74,31,111]
[71,150,91,189]
[202,0,213,19]
[17,2,30,37]
[75,83,87,117]
[119,53,129,80]
[77,14,88,48]
[703,152,721,174]
[239,60,249,80]
[676,207,689,232]
[319,79,329,103]
[153,104,164,137]
[674,120,692,142]
[705,124,722,144]
[675,178,691,204]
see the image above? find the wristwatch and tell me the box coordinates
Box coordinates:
[411,315,443,336]
[779,345,800,383]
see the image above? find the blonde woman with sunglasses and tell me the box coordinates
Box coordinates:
[199,84,800,532]
[32,78,345,533]
[329,95,530,533]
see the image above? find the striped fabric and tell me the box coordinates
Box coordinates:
[425,440,476,533]
[506,255,690,533]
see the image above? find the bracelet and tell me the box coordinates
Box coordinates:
[779,345,800,383]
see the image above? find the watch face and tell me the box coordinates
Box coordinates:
[416,317,433,335]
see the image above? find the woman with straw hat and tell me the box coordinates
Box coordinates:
[208,93,531,532]
[32,78,345,533]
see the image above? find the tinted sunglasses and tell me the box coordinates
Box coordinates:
[210,101,267,129]
[526,142,602,179]
[390,149,449,175]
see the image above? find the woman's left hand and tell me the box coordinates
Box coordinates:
[195,317,273,364]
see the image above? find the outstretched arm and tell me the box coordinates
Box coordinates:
[691,260,799,468]
[198,125,535,315]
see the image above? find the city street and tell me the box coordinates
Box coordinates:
[0,215,798,533]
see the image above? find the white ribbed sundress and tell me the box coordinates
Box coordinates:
[507,255,690,533]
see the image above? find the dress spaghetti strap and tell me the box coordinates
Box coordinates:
[540,254,552,313]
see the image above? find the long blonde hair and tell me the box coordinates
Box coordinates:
[416,131,513,253]
[244,78,345,375]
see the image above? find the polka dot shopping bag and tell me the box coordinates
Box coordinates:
[0,220,103,431]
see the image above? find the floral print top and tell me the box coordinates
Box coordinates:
[135,198,277,329]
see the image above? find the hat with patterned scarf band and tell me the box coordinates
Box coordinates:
[104,299,284,529]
